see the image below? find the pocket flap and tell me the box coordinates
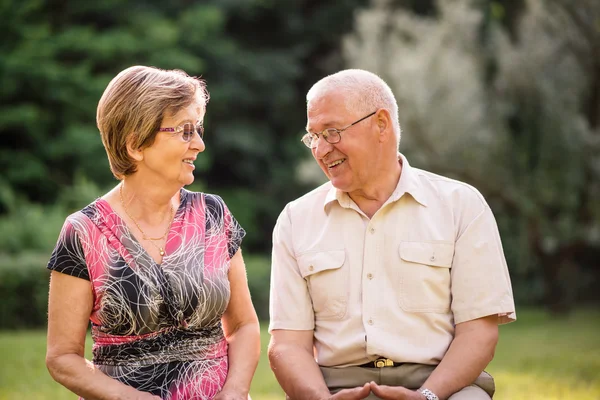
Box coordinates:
[297,250,346,278]
[399,242,453,268]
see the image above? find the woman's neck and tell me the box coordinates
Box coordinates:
[117,177,180,225]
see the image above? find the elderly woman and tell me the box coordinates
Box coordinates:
[45,66,260,400]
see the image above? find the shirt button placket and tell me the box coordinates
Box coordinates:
[364,221,378,354]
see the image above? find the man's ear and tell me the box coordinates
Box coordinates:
[126,136,144,162]
[376,109,392,143]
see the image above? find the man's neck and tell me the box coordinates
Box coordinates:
[348,158,402,219]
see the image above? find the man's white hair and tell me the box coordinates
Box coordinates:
[306,69,401,146]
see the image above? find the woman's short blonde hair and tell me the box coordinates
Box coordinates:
[97,65,209,179]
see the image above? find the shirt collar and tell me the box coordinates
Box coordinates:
[323,153,428,212]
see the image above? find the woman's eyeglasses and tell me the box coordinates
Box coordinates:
[158,121,204,142]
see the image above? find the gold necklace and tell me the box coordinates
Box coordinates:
[119,184,174,256]
[145,239,169,258]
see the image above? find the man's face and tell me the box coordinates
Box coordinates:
[306,92,379,194]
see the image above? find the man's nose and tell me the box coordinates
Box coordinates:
[313,136,333,159]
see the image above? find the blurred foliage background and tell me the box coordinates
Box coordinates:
[0,0,599,329]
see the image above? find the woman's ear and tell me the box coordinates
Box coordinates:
[126,136,144,162]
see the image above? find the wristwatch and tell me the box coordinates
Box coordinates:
[418,388,439,400]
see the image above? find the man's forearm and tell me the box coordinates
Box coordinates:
[268,343,330,400]
[421,317,498,399]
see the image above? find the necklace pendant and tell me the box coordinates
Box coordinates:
[159,248,165,256]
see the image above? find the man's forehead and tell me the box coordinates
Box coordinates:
[307,91,343,108]
[306,95,348,129]
[306,113,346,132]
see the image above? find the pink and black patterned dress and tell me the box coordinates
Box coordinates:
[47,190,245,400]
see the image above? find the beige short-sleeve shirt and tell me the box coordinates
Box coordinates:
[269,154,516,367]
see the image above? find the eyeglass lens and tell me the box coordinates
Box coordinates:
[182,122,204,141]
[306,129,340,148]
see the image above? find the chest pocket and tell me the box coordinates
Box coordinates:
[297,250,348,320]
[397,241,454,313]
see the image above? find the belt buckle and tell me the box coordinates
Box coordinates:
[374,358,395,368]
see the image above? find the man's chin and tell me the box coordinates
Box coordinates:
[329,178,352,192]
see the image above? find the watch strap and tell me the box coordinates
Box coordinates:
[418,388,439,400]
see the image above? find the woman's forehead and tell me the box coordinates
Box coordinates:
[166,101,205,123]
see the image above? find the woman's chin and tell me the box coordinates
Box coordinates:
[179,175,195,186]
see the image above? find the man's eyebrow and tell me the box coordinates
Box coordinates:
[306,120,344,133]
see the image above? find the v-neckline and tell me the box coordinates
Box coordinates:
[96,189,187,267]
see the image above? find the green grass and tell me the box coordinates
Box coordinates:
[0,324,284,400]
[0,309,598,399]
[486,309,600,399]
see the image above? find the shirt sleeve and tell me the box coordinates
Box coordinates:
[451,200,516,325]
[204,194,246,260]
[268,204,315,332]
[47,218,90,281]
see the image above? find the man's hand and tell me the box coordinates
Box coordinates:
[369,382,426,400]
[329,383,371,399]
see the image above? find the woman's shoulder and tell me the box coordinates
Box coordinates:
[60,198,106,233]
[182,190,233,228]
[182,188,226,209]
[63,201,94,222]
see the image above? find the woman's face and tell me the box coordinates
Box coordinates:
[137,92,206,187]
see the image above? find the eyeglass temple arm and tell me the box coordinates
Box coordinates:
[346,111,377,130]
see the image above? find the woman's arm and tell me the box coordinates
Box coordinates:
[46,271,160,400]
[217,249,261,400]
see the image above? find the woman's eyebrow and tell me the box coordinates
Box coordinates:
[173,118,195,126]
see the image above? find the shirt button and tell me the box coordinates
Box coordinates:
[430,255,436,261]
[369,227,375,234]
[367,273,373,280]
[309,265,314,271]
[368,319,374,325]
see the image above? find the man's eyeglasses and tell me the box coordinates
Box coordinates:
[158,121,204,142]
[301,111,377,149]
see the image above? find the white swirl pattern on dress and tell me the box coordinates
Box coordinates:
[47,190,245,399]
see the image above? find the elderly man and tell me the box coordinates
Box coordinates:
[267,69,516,400]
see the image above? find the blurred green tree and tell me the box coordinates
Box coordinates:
[0,0,209,205]
[343,0,600,312]
[0,0,367,253]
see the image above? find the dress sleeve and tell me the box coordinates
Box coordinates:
[47,218,90,281]
[204,194,246,260]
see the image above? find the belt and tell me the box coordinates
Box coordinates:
[359,358,402,368]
